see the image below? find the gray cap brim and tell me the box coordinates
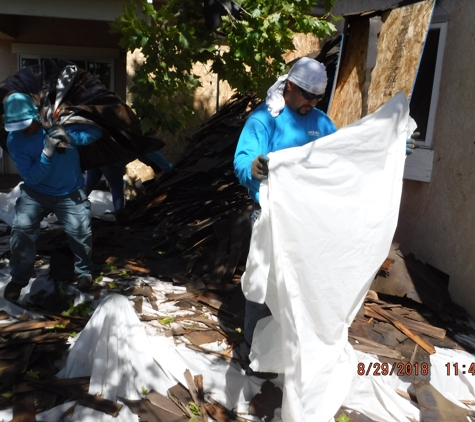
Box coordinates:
[5,119,33,132]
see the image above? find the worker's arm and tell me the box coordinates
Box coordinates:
[7,135,53,185]
[49,124,103,147]
[234,117,272,192]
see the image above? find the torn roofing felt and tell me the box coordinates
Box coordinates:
[0,58,163,170]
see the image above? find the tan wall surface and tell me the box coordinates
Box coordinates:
[0,39,21,174]
[395,0,475,316]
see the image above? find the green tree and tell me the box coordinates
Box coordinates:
[110,0,337,134]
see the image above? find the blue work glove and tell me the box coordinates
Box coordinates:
[406,132,419,155]
[251,154,269,180]
[47,125,72,148]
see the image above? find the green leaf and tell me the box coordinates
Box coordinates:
[25,370,40,380]
[141,386,149,395]
[158,317,174,326]
[61,301,95,318]
[107,281,119,290]
[188,402,200,416]
[335,413,350,422]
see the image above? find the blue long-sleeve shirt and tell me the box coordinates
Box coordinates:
[234,103,337,202]
[7,124,102,196]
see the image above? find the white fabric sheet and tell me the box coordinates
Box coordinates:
[241,92,416,421]
[47,294,174,422]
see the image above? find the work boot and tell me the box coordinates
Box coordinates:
[4,281,24,302]
[235,341,278,380]
[77,274,93,292]
[245,366,278,380]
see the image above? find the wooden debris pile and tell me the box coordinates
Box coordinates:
[348,242,471,369]
[48,93,260,290]
[0,309,89,416]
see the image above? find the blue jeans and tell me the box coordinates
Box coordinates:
[140,151,174,173]
[85,165,125,212]
[10,184,93,287]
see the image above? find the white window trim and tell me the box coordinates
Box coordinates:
[404,21,447,183]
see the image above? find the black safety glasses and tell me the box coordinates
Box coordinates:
[298,86,324,101]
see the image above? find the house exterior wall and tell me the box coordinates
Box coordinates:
[395,0,475,316]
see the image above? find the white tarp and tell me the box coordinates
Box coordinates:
[241,92,417,421]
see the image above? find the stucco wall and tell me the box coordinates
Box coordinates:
[395,0,475,316]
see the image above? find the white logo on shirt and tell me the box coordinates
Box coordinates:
[308,130,320,137]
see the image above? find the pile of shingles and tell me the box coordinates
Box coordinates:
[87,92,258,287]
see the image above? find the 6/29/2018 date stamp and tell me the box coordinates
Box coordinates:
[357,362,429,376]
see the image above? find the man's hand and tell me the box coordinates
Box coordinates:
[251,154,269,180]
[42,135,62,158]
[406,132,419,155]
[48,125,72,146]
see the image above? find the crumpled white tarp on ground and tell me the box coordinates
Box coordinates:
[37,294,175,422]
[241,92,417,421]
[35,292,265,422]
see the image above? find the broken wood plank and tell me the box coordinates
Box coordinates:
[194,374,209,422]
[167,382,196,419]
[183,370,201,413]
[349,335,404,360]
[0,318,70,333]
[205,397,246,422]
[145,390,185,416]
[368,305,436,355]
[120,395,188,422]
[365,306,446,339]
[77,394,123,417]
[185,343,247,365]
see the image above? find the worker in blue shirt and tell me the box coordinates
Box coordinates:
[234,59,337,366]
[235,58,337,204]
[3,93,103,301]
[234,58,416,377]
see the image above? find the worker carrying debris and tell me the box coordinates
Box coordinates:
[234,56,417,421]
[0,59,164,298]
[2,92,102,301]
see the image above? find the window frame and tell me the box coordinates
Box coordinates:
[411,21,447,149]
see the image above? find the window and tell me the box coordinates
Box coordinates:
[18,55,114,91]
[409,22,447,149]
[403,19,448,183]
